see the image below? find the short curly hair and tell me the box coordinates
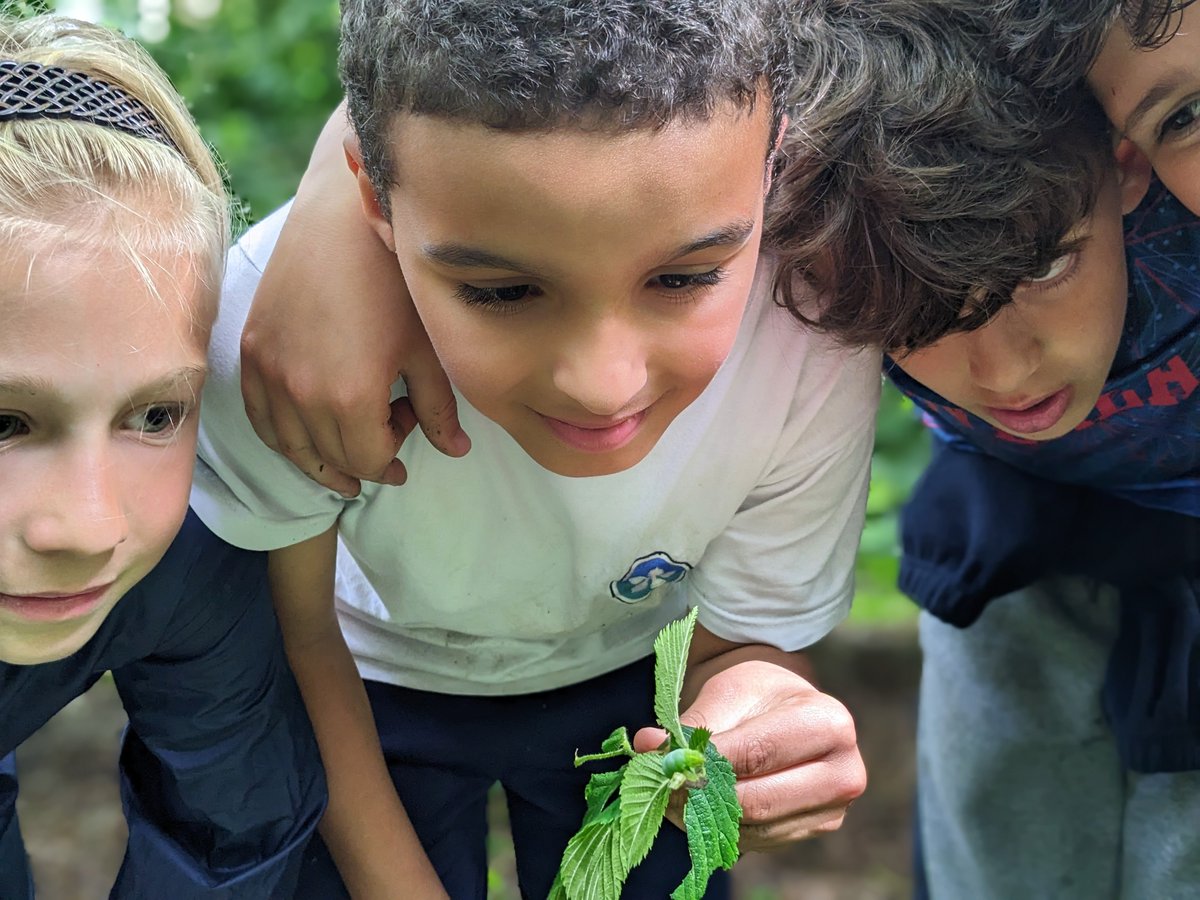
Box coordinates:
[338,0,797,215]
[763,0,1114,352]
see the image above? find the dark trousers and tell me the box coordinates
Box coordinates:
[296,655,731,899]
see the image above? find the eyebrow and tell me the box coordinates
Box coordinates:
[420,217,758,275]
[1122,70,1192,135]
[0,365,208,404]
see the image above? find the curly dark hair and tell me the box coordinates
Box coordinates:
[1121,0,1196,47]
[965,0,1194,92]
[762,0,1115,353]
[339,0,797,215]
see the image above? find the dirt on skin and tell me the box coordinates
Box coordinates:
[14,624,920,899]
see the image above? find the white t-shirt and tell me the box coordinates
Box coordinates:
[191,205,882,695]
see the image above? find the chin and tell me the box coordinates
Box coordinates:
[525,443,654,478]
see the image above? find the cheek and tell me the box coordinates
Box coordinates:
[890,342,964,401]
[121,437,198,551]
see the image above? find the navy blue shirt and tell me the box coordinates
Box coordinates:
[891,183,1200,773]
[887,180,1199,516]
[0,510,325,898]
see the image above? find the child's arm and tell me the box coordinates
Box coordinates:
[108,530,326,898]
[239,103,469,497]
[633,624,865,850]
[268,526,449,899]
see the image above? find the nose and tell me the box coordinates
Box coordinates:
[552,314,649,417]
[964,311,1042,397]
[22,442,129,557]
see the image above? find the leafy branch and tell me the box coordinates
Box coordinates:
[549,608,742,900]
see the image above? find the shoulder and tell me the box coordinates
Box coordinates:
[131,511,270,657]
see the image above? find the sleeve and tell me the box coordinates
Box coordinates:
[108,527,326,900]
[690,343,882,651]
[190,218,349,552]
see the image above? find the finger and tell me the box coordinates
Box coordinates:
[731,743,866,826]
[736,799,855,851]
[330,393,410,483]
[631,726,670,754]
[712,694,858,778]
[266,399,363,497]
[404,352,471,457]
[240,366,283,453]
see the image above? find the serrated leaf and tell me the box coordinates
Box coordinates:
[670,744,742,900]
[580,766,625,828]
[575,726,635,766]
[559,819,628,900]
[687,726,711,752]
[547,873,568,900]
[618,752,675,869]
[653,608,698,748]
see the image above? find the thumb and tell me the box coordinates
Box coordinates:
[632,726,670,754]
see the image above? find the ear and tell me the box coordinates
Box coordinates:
[343,134,397,253]
[1113,136,1152,215]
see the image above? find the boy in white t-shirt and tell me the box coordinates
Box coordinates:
[191,1,878,896]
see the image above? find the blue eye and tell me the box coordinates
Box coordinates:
[0,413,29,441]
[126,404,187,437]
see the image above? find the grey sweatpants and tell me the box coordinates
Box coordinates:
[917,578,1200,899]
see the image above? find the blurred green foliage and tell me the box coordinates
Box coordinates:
[43,0,929,623]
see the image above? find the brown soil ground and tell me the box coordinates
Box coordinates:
[15,624,919,899]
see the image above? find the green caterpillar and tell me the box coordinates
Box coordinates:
[660,747,705,777]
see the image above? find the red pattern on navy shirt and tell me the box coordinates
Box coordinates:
[886,181,1200,516]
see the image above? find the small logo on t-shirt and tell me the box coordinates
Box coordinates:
[610,552,693,604]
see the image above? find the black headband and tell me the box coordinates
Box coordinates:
[0,59,177,151]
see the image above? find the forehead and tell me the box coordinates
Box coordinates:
[0,240,209,374]
[383,101,774,262]
[1091,5,1200,123]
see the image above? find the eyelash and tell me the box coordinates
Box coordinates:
[1158,97,1200,144]
[0,412,29,443]
[453,267,730,312]
[1018,251,1081,295]
[125,402,191,440]
[0,403,191,446]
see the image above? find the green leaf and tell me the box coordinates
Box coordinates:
[547,872,568,900]
[559,819,629,900]
[686,726,712,752]
[575,726,635,766]
[671,744,742,900]
[580,766,626,828]
[653,608,698,748]
[618,752,675,869]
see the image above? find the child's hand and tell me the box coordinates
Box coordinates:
[239,104,469,497]
[241,235,466,496]
[633,658,865,851]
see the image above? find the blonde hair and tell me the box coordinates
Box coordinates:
[0,14,229,324]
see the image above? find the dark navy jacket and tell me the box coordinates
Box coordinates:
[899,445,1199,772]
[891,182,1200,773]
[0,510,326,898]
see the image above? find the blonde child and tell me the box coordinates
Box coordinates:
[0,15,324,897]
